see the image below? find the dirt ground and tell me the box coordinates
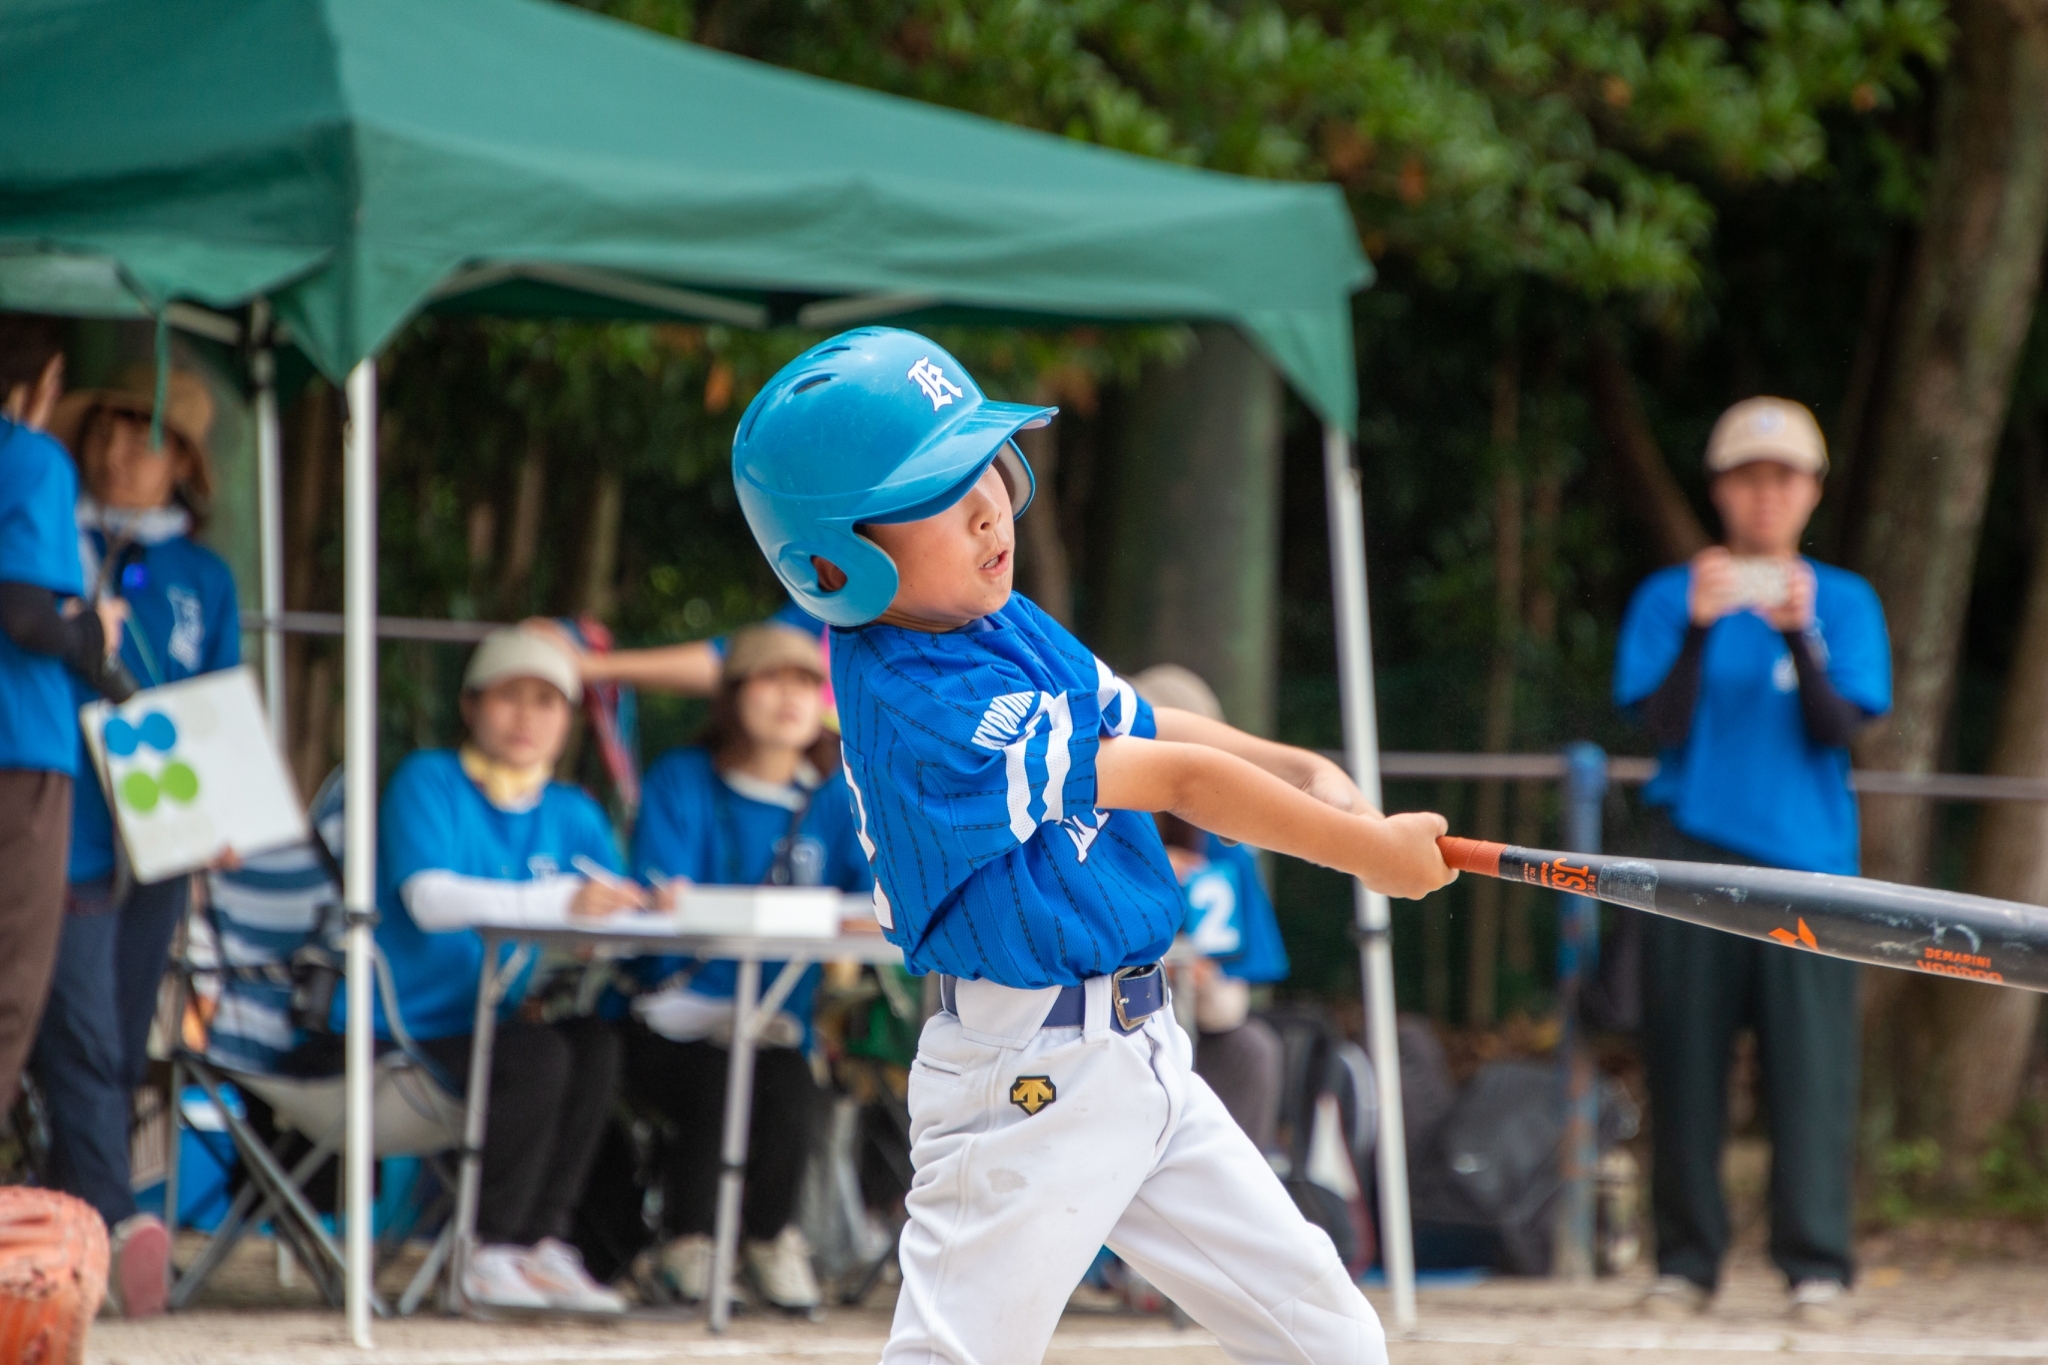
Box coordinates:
[85,1226,2048,1365]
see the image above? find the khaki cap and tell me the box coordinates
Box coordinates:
[1131,663,1224,723]
[463,627,582,704]
[1705,397,1827,476]
[722,623,826,685]
[50,365,216,461]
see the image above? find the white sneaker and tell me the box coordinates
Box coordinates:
[463,1244,549,1311]
[1789,1279,1853,1328]
[658,1233,715,1303]
[1636,1274,1711,1319]
[520,1238,626,1314]
[744,1225,821,1310]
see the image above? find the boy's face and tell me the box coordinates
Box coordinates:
[865,464,1015,630]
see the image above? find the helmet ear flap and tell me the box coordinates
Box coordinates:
[779,528,901,627]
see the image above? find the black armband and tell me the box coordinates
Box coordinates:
[1640,623,1708,748]
[1783,629,1870,748]
[0,583,137,702]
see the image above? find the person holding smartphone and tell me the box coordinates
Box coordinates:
[1613,398,1891,1326]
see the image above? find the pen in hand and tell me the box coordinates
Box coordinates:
[569,856,649,917]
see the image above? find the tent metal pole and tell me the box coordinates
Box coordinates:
[1321,423,1416,1331]
[342,360,379,1350]
[250,300,287,746]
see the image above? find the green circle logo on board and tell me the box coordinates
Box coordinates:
[109,711,203,814]
[120,771,160,813]
[159,761,199,803]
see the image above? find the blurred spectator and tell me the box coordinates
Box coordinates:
[0,316,129,1141]
[356,626,638,1313]
[623,624,871,1311]
[1131,665,1291,1152]
[1613,398,1890,1326]
[29,367,233,1317]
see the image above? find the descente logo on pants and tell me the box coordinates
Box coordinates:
[1009,1075,1056,1116]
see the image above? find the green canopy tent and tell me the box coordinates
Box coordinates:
[1,0,1409,1340]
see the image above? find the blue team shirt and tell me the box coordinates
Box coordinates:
[1614,560,1891,874]
[347,749,624,1041]
[628,747,872,1043]
[0,420,84,774]
[1179,836,1290,984]
[69,530,240,881]
[833,593,1182,988]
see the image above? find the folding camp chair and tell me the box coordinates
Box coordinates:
[167,773,466,1316]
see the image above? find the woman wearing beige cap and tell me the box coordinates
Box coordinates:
[353,625,642,1313]
[614,623,872,1312]
[27,366,237,1318]
[1614,397,1891,1325]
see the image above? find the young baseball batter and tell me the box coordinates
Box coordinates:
[732,327,1454,1365]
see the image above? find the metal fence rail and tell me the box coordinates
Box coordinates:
[1356,750,2048,805]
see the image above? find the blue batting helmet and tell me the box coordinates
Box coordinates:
[732,328,1053,627]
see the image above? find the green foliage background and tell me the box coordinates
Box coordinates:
[337,0,1988,1022]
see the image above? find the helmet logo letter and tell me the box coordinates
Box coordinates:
[907,356,965,411]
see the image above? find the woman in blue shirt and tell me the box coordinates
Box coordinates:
[624,624,871,1312]
[1613,399,1890,1325]
[368,627,643,1314]
[30,367,233,1319]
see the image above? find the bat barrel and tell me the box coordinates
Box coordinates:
[1436,836,2048,994]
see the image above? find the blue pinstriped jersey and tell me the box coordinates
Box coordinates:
[832,594,1183,988]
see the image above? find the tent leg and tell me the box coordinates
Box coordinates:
[1321,423,1416,1331]
[251,300,287,748]
[343,360,380,1350]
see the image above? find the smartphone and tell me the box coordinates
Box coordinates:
[1728,557,1790,610]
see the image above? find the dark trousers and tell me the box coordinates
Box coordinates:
[0,770,72,1115]
[30,874,188,1228]
[1641,817,1860,1291]
[623,1025,817,1243]
[420,1016,621,1246]
[1195,1017,1284,1153]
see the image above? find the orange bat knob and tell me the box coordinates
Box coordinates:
[1437,836,1506,878]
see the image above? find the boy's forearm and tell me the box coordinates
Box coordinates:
[1150,707,1351,795]
[1099,737,1411,888]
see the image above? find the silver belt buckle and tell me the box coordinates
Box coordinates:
[1111,963,1160,1032]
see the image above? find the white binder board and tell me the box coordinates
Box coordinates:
[81,666,308,883]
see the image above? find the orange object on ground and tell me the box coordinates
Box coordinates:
[0,1188,108,1365]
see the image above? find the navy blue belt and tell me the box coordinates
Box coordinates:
[940,963,1167,1035]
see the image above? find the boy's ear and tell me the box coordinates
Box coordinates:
[811,556,849,593]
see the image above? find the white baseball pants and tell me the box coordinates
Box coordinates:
[883,974,1386,1365]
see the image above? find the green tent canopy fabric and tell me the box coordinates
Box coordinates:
[0,0,1369,428]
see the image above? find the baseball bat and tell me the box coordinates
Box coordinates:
[1436,836,2048,992]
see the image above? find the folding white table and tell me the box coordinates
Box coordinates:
[450,898,903,1330]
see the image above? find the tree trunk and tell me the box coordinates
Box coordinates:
[1091,325,1283,734]
[1850,0,2048,889]
[1470,344,1521,1027]
[1849,0,2048,1186]
[494,436,547,616]
[1506,430,1566,981]
[1902,479,2048,1179]
[574,466,625,622]
[283,381,338,800]
[1815,236,1905,563]
[1586,333,1710,565]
